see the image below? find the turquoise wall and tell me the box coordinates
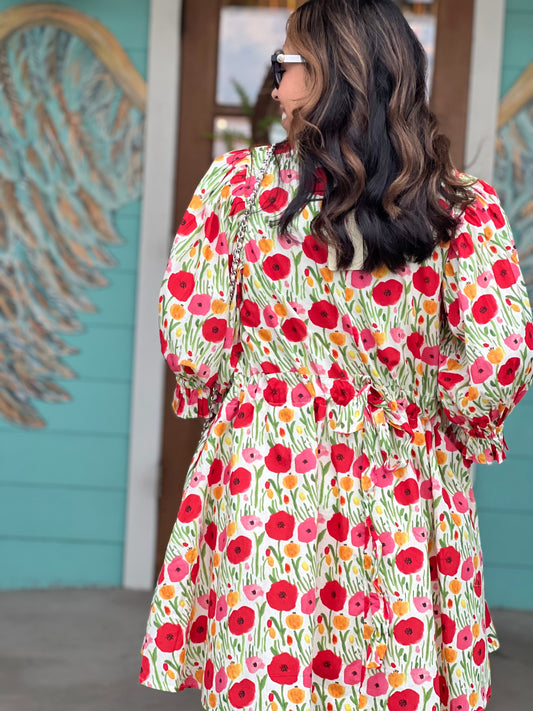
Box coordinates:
[475,0,533,609]
[0,0,150,588]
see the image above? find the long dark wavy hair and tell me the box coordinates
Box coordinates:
[278,0,475,271]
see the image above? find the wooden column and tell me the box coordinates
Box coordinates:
[430,0,475,170]
[156,0,221,578]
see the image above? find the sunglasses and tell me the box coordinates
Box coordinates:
[271,49,305,89]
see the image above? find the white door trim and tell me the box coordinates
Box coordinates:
[465,0,506,183]
[123,0,182,589]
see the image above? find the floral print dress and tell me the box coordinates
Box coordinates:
[140,143,533,711]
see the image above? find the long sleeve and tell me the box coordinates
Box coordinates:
[438,179,533,464]
[159,149,252,418]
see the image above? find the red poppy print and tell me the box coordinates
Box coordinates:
[493,259,518,289]
[438,371,465,391]
[202,317,227,343]
[233,403,254,428]
[407,332,424,358]
[330,379,356,406]
[228,679,256,708]
[472,294,497,324]
[393,617,425,645]
[265,444,292,473]
[204,212,219,243]
[259,187,288,213]
[266,580,298,611]
[302,234,328,263]
[319,580,347,611]
[497,357,520,386]
[227,535,252,564]
[487,202,505,228]
[189,615,208,644]
[229,197,245,216]
[396,547,424,574]
[372,279,403,306]
[281,317,308,342]
[263,254,291,280]
[229,468,252,495]
[312,650,342,680]
[437,546,461,576]
[177,210,197,236]
[155,622,183,652]
[267,653,300,684]
[139,655,150,683]
[326,512,350,542]
[394,478,419,505]
[228,606,255,635]
[168,271,195,302]
[330,443,355,473]
[454,232,475,258]
[204,522,218,550]
[241,299,261,327]
[178,494,202,523]
[309,301,339,329]
[413,266,440,297]
[377,347,401,371]
[264,378,288,406]
[265,511,295,540]
[472,639,486,666]
[387,689,420,711]
[434,675,450,706]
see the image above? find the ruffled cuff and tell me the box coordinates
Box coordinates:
[454,424,508,465]
[171,379,212,419]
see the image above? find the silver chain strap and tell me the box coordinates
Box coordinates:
[200,145,275,437]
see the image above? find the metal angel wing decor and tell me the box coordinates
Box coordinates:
[494,62,533,297]
[0,5,146,427]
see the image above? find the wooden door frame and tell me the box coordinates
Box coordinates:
[155,0,222,578]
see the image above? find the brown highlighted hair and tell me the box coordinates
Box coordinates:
[278,0,475,271]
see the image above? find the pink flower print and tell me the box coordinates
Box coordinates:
[218,528,227,551]
[477,270,493,288]
[188,472,205,488]
[413,596,432,614]
[344,659,365,686]
[450,695,469,711]
[366,672,388,697]
[421,346,439,366]
[241,515,263,531]
[289,300,306,315]
[341,314,354,334]
[396,264,412,277]
[295,449,317,473]
[247,383,260,399]
[348,591,366,616]
[278,233,300,250]
[461,557,474,581]
[301,589,316,615]
[225,397,240,420]
[378,531,395,556]
[233,176,257,197]
[246,656,265,674]
[504,333,523,351]
[291,382,312,407]
[167,555,189,582]
[215,667,228,692]
[215,233,228,255]
[181,675,199,689]
[316,443,330,458]
[245,239,261,263]
[280,169,299,183]
[452,492,469,513]
[471,357,493,384]
[216,595,228,621]
[351,270,373,288]
[413,526,428,543]
[360,328,376,351]
[298,517,317,543]
[303,663,313,688]
[368,593,381,614]
[197,365,211,380]
[197,593,209,610]
[391,327,406,343]
[351,522,367,548]
[411,668,431,685]
[142,633,153,651]
[371,465,394,488]
[166,257,173,273]
[456,625,473,651]
[166,353,180,371]
[263,305,279,328]
[420,477,440,499]
[243,584,264,600]
[243,448,262,463]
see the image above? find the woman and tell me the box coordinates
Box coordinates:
[140,1,533,709]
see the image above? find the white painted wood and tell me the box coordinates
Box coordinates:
[123,0,182,589]
[465,0,506,182]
